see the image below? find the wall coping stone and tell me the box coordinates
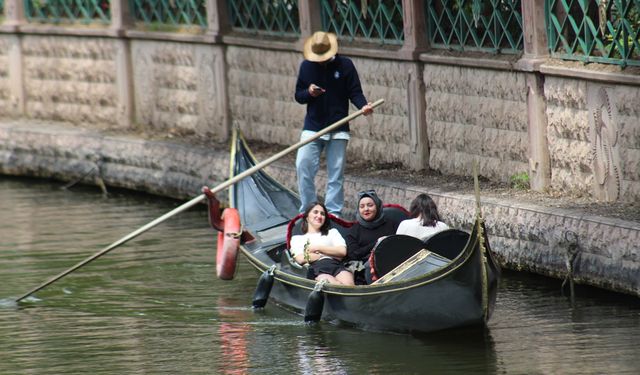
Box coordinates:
[540,61,640,86]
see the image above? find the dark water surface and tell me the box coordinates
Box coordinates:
[1,177,639,374]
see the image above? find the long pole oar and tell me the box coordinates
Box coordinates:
[15,99,385,302]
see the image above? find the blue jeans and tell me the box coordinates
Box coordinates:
[296,134,348,216]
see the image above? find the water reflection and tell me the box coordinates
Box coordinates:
[234,319,499,375]
[217,298,251,375]
[294,327,349,375]
[313,325,498,375]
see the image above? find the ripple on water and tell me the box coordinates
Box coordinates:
[0,298,18,309]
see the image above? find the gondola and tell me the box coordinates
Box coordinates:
[204,128,501,334]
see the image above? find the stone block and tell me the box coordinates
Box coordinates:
[132,40,224,139]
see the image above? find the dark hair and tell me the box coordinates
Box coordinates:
[409,194,441,227]
[301,202,330,235]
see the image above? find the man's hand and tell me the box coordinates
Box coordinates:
[308,84,325,97]
[362,102,373,116]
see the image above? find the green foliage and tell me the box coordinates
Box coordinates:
[427,0,523,54]
[510,172,530,190]
[25,0,111,24]
[603,3,640,61]
[321,0,404,45]
[132,0,208,29]
[547,0,640,67]
[228,0,299,37]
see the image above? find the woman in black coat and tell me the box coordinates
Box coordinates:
[345,190,399,284]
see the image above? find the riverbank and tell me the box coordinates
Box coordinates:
[1,118,638,297]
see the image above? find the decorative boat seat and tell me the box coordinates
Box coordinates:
[372,249,451,285]
[369,235,428,280]
[369,229,469,281]
[422,229,470,260]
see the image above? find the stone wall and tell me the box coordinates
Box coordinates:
[545,77,640,202]
[348,57,415,166]
[0,36,10,115]
[21,36,120,126]
[6,36,229,139]
[610,84,640,200]
[226,46,301,145]
[131,40,227,138]
[0,121,228,200]
[425,65,530,183]
[0,34,20,116]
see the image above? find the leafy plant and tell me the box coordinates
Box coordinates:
[510,172,530,190]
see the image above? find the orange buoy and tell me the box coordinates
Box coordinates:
[216,208,241,280]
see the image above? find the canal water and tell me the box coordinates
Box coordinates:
[1,177,639,374]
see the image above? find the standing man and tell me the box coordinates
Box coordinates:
[294,31,373,217]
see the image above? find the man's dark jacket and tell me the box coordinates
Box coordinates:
[294,55,368,133]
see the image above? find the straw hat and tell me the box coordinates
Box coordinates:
[303,31,338,62]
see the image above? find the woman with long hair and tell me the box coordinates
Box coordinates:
[396,193,449,240]
[290,202,354,285]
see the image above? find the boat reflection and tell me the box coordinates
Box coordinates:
[215,294,498,374]
[289,323,497,374]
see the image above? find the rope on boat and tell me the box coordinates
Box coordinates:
[473,160,490,320]
[61,166,96,190]
[314,279,328,292]
[561,230,580,302]
[267,264,276,275]
[62,162,107,196]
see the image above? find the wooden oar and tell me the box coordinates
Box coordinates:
[15,99,385,302]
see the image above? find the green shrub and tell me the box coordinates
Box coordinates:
[510,172,530,190]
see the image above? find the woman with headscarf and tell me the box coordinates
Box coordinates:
[345,190,400,284]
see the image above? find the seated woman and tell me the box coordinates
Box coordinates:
[396,193,449,241]
[289,202,354,286]
[345,190,400,284]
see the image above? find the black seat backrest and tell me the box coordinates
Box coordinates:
[382,204,411,227]
[423,229,470,260]
[370,234,425,279]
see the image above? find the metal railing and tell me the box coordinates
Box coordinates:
[426,0,523,54]
[131,0,207,30]
[320,0,404,45]
[25,0,111,24]
[227,0,300,37]
[546,0,640,67]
